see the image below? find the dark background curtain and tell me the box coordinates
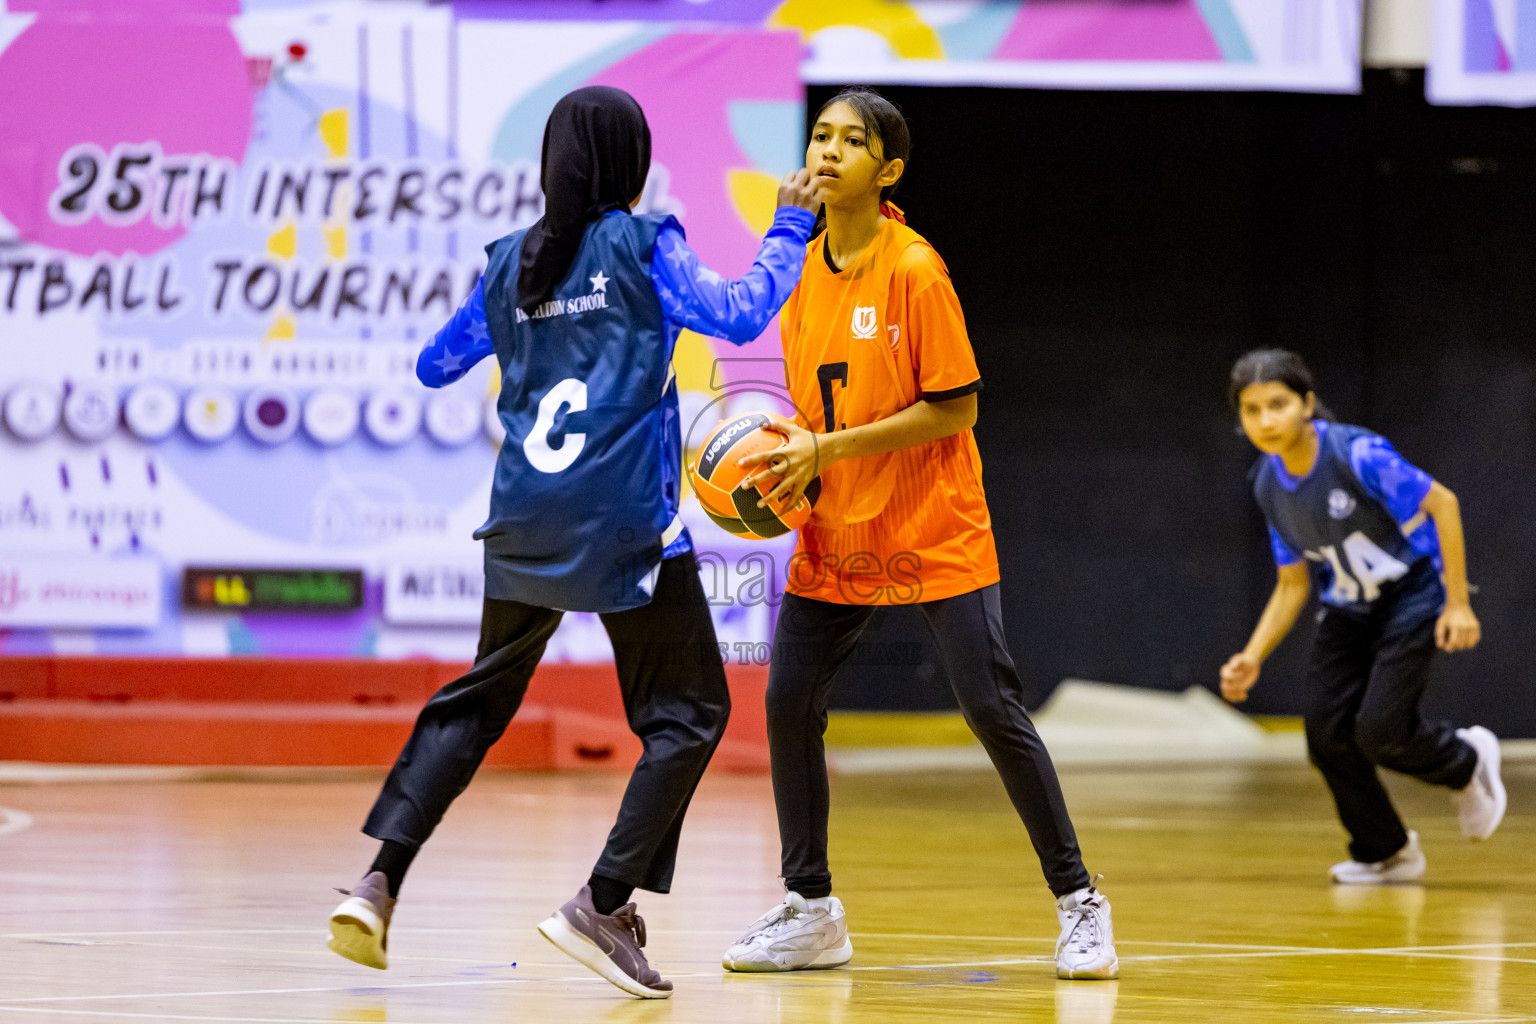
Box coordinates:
[808,71,1536,738]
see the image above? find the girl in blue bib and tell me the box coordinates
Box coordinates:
[1221,349,1505,884]
[327,86,822,998]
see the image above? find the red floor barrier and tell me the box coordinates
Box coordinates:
[0,657,770,770]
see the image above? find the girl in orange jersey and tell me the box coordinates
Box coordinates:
[720,88,1116,981]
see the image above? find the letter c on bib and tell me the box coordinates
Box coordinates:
[523,378,587,473]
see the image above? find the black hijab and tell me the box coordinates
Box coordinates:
[517,86,652,315]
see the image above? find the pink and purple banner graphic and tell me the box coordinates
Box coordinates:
[462,0,1362,93]
[795,0,1360,91]
[0,1,799,661]
[1430,0,1536,104]
[0,0,1366,663]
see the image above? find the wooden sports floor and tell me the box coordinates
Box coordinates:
[1,759,1531,1024]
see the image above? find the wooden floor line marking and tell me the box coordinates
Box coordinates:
[0,1009,462,1024]
[0,945,1531,1006]
[0,1010,1531,1024]
[12,926,1532,955]
[2,930,318,939]
[0,808,34,838]
[0,979,535,1006]
[1366,950,1536,966]
[851,934,1317,950]
[105,939,503,968]
[1123,948,1536,965]
[0,927,766,939]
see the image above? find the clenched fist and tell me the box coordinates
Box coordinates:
[1220,652,1260,703]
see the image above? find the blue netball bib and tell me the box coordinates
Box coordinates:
[475,212,679,612]
[1254,421,1442,619]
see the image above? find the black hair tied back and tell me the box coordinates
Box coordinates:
[1228,348,1335,421]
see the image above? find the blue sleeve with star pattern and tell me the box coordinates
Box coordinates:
[1269,524,1303,567]
[1347,434,1435,525]
[416,277,493,387]
[1347,432,1443,568]
[650,206,815,344]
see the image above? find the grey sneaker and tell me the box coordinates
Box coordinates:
[1056,883,1118,980]
[722,892,853,972]
[538,886,673,999]
[328,871,395,970]
[1454,726,1507,840]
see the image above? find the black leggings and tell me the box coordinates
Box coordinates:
[362,552,730,893]
[1305,607,1477,864]
[768,585,1090,899]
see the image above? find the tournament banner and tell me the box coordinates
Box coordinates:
[1429,0,1536,105]
[0,0,801,662]
[477,0,1363,93]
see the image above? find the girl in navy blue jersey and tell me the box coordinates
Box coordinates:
[326,86,822,999]
[1221,348,1505,884]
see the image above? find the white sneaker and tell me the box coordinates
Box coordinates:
[327,871,394,970]
[721,892,853,972]
[1329,830,1426,884]
[1055,883,1118,980]
[1453,726,1507,841]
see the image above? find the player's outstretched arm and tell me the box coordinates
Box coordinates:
[416,278,494,388]
[650,169,822,343]
[1421,481,1481,652]
[1221,561,1310,703]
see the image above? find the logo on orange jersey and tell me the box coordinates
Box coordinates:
[850,304,878,339]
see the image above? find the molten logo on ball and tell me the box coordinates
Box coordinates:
[687,413,821,539]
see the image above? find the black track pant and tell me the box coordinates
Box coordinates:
[1305,606,1477,864]
[768,585,1091,899]
[362,552,730,893]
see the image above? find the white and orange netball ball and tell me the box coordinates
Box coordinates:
[687,413,820,539]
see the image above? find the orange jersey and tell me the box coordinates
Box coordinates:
[779,214,999,605]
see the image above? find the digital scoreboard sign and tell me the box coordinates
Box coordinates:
[181,567,365,613]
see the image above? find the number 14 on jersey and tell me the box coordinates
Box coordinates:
[1307,531,1410,604]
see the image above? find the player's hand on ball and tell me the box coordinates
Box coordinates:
[738,415,820,512]
[777,168,824,213]
[1220,652,1260,703]
[1435,603,1481,652]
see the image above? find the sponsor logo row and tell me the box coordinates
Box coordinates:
[0,558,483,628]
[2,380,505,448]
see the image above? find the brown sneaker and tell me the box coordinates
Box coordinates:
[537,885,673,998]
[328,871,395,970]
